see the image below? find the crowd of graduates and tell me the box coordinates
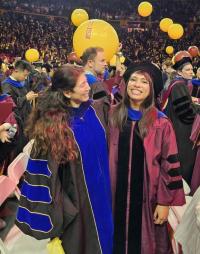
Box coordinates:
[0,0,200,253]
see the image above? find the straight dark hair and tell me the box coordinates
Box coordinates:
[15,60,32,72]
[110,71,158,138]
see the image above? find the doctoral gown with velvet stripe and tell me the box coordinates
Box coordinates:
[164,78,199,185]
[16,100,113,254]
[109,111,185,254]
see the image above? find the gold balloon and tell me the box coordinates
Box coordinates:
[166,46,174,55]
[71,9,89,27]
[47,237,65,254]
[168,24,184,40]
[160,18,173,32]
[138,2,153,17]
[110,55,125,66]
[25,49,40,62]
[73,19,119,62]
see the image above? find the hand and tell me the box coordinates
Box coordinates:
[192,97,199,104]
[117,42,123,53]
[0,130,10,143]
[26,91,39,101]
[116,64,126,77]
[153,205,169,225]
[2,123,12,130]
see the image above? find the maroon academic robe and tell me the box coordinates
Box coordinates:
[109,115,185,254]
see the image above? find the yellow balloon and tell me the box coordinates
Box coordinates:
[168,23,184,40]
[71,9,89,27]
[166,46,174,55]
[73,19,119,62]
[47,237,65,254]
[160,18,173,32]
[138,2,153,17]
[25,48,39,62]
[110,55,125,66]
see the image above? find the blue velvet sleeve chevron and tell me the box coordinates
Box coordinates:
[26,158,52,177]
[17,206,53,232]
[21,180,52,203]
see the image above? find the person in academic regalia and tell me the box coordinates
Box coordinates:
[16,65,113,254]
[161,57,200,185]
[1,60,38,153]
[108,63,185,254]
[192,63,200,100]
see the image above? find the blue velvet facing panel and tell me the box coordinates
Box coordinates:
[70,104,113,254]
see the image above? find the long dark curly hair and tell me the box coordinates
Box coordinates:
[26,65,84,163]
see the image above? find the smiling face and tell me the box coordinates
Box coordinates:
[127,72,151,108]
[63,73,90,108]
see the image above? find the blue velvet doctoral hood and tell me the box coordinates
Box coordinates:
[2,76,25,88]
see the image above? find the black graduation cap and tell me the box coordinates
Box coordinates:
[123,62,164,98]
[173,57,192,70]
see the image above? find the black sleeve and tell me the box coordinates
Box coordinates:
[1,83,27,110]
[171,83,197,124]
[90,81,109,100]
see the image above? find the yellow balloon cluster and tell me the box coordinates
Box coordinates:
[159,17,184,40]
[160,18,173,32]
[25,49,39,62]
[138,1,153,17]
[110,55,125,66]
[73,19,119,62]
[71,9,89,27]
[165,46,174,55]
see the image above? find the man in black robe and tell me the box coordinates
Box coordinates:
[1,60,38,153]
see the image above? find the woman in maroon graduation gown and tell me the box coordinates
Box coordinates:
[108,63,185,254]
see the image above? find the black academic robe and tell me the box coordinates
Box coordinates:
[1,79,31,152]
[165,79,199,185]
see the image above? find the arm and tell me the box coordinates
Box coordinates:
[154,120,185,224]
[1,83,27,109]
[1,83,38,110]
[16,156,77,240]
[104,71,123,93]
[171,83,197,124]
[157,119,185,206]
